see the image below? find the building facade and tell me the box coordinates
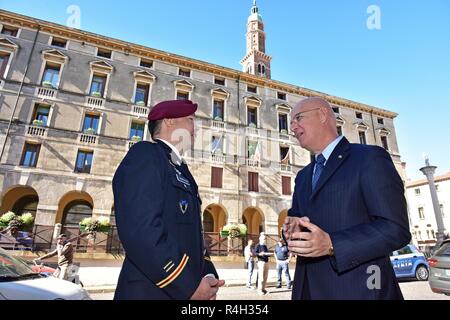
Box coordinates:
[0,5,404,251]
[406,173,450,251]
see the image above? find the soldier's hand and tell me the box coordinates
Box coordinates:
[191,276,225,300]
[283,216,310,242]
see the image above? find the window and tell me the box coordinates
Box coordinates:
[247,85,257,93]
[1,26,18,37]
[214,77,225,86]
[248,172,259,192]
[0,53,10,77]
[140,58,153,68]
[418,207,425,220]
[75,150,93,173]
[337,126,342,136]
[211,136,223,153]
[332,107,340,114]
[51,37,67,48]
[89,74,106,96]
[277,92,286,100]
[129,122,145,140]
[358,131,366,145]
[397,246,413,255]
[280,146,289,163]
[278,113,288,132]
[356,112,363,119]
[176,91,189,100]
[82,114,100,133]
[32,105,50,125]
[41,63,60,88]
[282,176,291,195]
[211,167,223,188]
[415,188,421,196]
[213,100,224,121]
[381,136,389,150]
[247,107,257,126]
[377,117,384,125]
[20,143,40,167]
[135,83,149,105]
[97,48,112,59]
[179,68,191,77]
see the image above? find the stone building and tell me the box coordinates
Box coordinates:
[0,3,404,251]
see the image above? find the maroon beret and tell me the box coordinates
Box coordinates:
[148,100,198,121]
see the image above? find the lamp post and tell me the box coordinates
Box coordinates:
[419,154,446,249]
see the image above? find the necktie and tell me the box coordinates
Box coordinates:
[312,154,326,191]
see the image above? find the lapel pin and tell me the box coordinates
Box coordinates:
[338,155,342,159]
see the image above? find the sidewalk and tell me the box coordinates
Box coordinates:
[78,260,295,294]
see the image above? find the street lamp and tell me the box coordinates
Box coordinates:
[419,154,446,249]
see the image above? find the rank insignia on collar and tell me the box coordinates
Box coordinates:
[179,200,188,214]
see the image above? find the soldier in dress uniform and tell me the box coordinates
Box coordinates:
[113,99,225,300]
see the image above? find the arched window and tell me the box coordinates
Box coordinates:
[261,65,265,75]
[62,200,93,226]
[257,64,262,74]
[12,195,38,218]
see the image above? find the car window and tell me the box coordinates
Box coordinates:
[0,248,34,277]
[397,246,413,255]
[435,243,450,257]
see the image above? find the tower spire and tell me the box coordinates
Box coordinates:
[240,0,272,79]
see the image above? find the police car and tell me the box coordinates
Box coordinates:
[390,244,429,281]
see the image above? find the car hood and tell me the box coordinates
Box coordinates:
[0,276,90,300]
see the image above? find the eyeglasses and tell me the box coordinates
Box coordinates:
[290,108,320,126]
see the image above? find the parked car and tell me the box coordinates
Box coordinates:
[428,239,450,296]
[390,244,429,281]
[0,247,90,300]
[13,255,55,276]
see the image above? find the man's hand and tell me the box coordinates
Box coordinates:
[191,277,225,300]
[287,218,332,258]
[282,216,310,242]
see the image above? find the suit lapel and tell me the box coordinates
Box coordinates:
[310,137,350,200]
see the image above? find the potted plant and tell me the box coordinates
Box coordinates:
[0,211,16,227]
[32,119,44,126]
[220,223,247,239]
[79,217,111,233]
[280,129,288,134]
[131,135,142,142]
[42,81,54,88]
[135,100,145,106]
[19,212,34,232]
[248,122,256,128]
[84,127,96,135]
[91,91,102,98]
[214,116,223,121]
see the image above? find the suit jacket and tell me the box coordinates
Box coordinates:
[288,137,411,300]
[112,140,218,300]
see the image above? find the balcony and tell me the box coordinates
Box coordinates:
[211,154,225,163]
[36,87,57,100]
[279,130,290,140]
[86,96,105,109]
[246,126,259,136]
[26,125,48,138]
[131,104,149,117]
[246,159,260,167]
[211,120,225,131]
[79,133,97,145]
[280,164,292,172]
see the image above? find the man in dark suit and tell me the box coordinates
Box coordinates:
[283,97,411,299]
[113,100,224,300]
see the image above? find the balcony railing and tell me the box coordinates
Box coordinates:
[36,87,57,99]
[246,126,259,136]
[26,125,48,138]
[280,164,292,172]
[79,133,97,144]
[211,154,225,163]
[246,159,260,167]
[86,96,105,109]
[131,105,149,117]
[211,120,225,131]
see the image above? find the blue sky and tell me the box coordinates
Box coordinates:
[1,0,449,180]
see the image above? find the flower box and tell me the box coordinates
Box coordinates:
[32,119,44,126]
[91,91,102,98]
[42,81,54,88]
[135,101,146,106]
[131,135,142,142]
[84,128,96,135]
